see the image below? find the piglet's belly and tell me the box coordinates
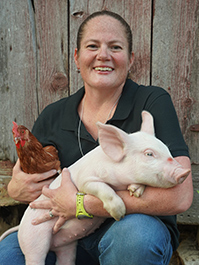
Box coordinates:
[50,217,105,250]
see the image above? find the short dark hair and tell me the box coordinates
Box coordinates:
[76,10,133,57]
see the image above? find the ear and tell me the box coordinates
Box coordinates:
[96,122,128,162]
[140,111,155,135]
[74,48,80,69]
[128,52,135,70]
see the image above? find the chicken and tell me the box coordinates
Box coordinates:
[12,121,61,175]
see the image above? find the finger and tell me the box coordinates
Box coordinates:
[61,168,77,190]
[53,216,66,234]
[34,169,58,182]
[61,168,71,181]
[30,199,52,210]
[42,185,54,199]
[32,210,57,225]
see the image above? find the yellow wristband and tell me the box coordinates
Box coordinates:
[76,192,94,220]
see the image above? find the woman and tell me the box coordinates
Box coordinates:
[0,10,193,265]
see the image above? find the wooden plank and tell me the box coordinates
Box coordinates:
[69,0,152,95]
[177,165,199,225]
[0,175,20,206]
[152,0,199,164]
[0,0,38,162]
[33,0,69,112]
[0,160,20,206]
[152,0,199,224]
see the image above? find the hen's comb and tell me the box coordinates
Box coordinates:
[12,121,18,134]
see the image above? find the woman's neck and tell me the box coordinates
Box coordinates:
[84,87,122,113]
[78,87,123,140]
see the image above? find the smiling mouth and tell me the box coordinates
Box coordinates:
[94,67,113,72]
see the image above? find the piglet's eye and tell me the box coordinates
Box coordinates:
[144,150,154,157]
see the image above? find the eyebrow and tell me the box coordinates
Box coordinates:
[84,39,125,45]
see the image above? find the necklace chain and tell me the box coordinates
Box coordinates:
[78,93,121,157]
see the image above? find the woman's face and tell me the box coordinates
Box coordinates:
[74,15,134,92]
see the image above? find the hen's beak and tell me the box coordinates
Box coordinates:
[14,137,20,144]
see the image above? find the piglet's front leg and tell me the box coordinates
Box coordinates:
[82,181,126,221]
[127,184,145,197]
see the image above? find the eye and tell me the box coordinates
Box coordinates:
[146,152,153,156]
[111,45,122,51]
[87,44,98,50]
[144,150,154,157]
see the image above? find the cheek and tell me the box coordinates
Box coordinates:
[115,55,131,70]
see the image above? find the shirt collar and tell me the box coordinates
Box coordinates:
[61,87,85,131]
[110,79,138,122]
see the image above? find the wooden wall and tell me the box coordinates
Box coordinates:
[0,0,199,223]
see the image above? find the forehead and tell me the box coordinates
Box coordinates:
[82,15,127,41]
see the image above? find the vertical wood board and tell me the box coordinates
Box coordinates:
[0,0,38,162]
[152,0,199,164]
[33,0,69,112]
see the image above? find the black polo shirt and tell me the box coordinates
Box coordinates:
[32,78,189,250]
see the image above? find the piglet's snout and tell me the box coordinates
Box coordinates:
[165,158,190,185]
[174,167,190,184]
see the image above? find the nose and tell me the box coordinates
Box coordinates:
[96,45,110,61]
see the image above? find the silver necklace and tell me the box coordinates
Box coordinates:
[78,94,121,156]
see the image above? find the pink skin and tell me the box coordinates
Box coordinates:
[74,16,134,96]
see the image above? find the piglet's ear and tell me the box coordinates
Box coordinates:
[140,111,155,135]
[96,122,128,162]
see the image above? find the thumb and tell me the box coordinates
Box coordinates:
[60,168,72,186]
[42,185,53,198]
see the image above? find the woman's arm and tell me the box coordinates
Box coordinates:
[8,159,58,203]
[30,156,193,233]
[84,156,193,217]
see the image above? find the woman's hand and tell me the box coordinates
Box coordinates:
[30,168,77,233]
[7,159,57,203]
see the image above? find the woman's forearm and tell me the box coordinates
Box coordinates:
[84,156,193,218]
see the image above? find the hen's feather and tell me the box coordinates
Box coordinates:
[12,122,61,174]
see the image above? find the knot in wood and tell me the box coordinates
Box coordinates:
[72,11,84,18]
[51,72,68,91]
[184,97,193,108]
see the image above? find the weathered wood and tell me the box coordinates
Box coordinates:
[69,0,152,94]
[152,0,199,224]
[33,0,69,111]
[0,160,20,206]
[0,0,38,162]
[152,0,199,164]
[177,165,199,225]
[0,0,69,163]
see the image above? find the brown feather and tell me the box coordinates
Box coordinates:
[12,123,61,175]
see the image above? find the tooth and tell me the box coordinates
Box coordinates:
[95,67,112,71]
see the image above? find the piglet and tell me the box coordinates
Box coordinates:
[0,111,190,265]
